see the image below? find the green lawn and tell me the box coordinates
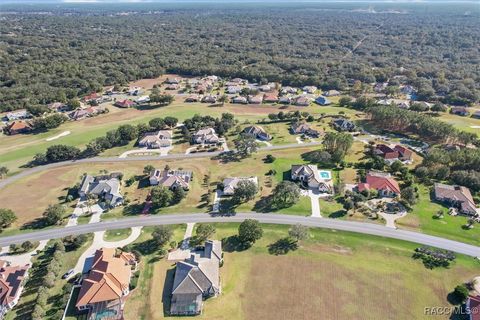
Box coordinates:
[122,223,480,320]
[103,228,133,241]
[397,184,480,246]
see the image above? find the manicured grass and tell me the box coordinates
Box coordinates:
[103,228,133,241]
[123,223,480,320]
[397,184,480,246]
[275,196,311,216]
[437,112,480,136]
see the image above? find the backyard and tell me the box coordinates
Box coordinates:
[123,223,480,320]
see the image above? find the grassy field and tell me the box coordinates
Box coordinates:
[122,223,480,320]
[0,100,359,174]
[397,184,480,246]
[437,112,480,136]
[0,146,328,231]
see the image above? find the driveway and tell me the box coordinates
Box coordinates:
[119,146,173,158]
[168,223,195,261]
[212,189,223,213]
[308,190,322,218]
[0,240,49,266]
[71,227,143,276]
[364,198,407,229]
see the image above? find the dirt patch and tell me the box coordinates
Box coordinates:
[244,255,417,320]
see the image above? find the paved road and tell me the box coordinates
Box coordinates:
[0,142,322,190]
[0,213,478,257]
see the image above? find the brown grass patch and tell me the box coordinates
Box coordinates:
[244,255,415,320]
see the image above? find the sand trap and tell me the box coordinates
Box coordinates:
[46,131,71,141]
[470,126,480,129]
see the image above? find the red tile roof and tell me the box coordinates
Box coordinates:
[0,261,29,308]
[469,296,480,320]
[363,172,401,194]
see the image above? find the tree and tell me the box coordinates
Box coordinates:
[196,224,216,242]
[343,198,354,212]
[323,132,353,163]
[143,165,155,176]
[238,219,263,246]
[32,304,45,320]
[233,133,258,157]
[171,187,186,205]
[288,224,309,241]
[116,124,138,143]
[401,186,418,206]
[152,226,173,247]
[164,116,178,128]
[45,145,81,163]
[150,186,173,208]
[271,181,301,208]
[0,166,8,179]
[0,208,17,228]
[452,284,469,304]
[264,154,276,163]
[390,160,404,173]
[338,96,352,107]
[218,94,228,106]
[43,204,66,225]
[21,241,34,252]
[232,180,258,203]
[149,118,166,130]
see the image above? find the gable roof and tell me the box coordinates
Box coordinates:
[223,177,258,195]
[468,296,480,320]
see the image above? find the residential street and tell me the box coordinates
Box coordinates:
[0,213,477,257]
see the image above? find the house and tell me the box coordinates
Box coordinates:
[114,99,135,108]
[76,248,137,320]
[374,82,388,93]
[192,128,220,145]
[434,183,478,216]
[48,102,69,112]
[0,260,29,318]
[83,93,104,105]
[222,177,258,195]
[165,77,180,84]
[4,121,32,135]
[229,78,247,85]
[302,86,317,94]
[4,110,30,122]
[138,130,172,149]
[278,96,292,105]
[315,96,331,106]
[263,94,278,103]
[451,107,469,116]
[242,125,271,141]
[281,86,297,94]
[69,107,99,121]
[185,95,200,103]
[136,95,150,104]
[294,96,310,106]
[332,118,355,132]
[258,84,272,92]
[467,295,480,320]
[393,145,413,161]
[79,173,124,207]
[201,95,217,104]
[128,86,143,96]
[357,171,401,197]
[170,240,222,316]
[472,110,480,119]
[400,85,415,95]
[374,144,399,161]
[396,101,410,109]
[323,90,340,97]
[291,165,333,193]
[149,168,193,190]
[248,95,262,104]
[195,84,210,94]
[226,86,242,94]
[290,122,320,137]
[232,96,248,104]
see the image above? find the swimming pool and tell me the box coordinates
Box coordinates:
[318,170,332,180]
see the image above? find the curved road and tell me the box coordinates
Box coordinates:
[0,142,321,190]
[0,213,478,257]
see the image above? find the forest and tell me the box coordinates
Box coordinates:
[0,2,479,111]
